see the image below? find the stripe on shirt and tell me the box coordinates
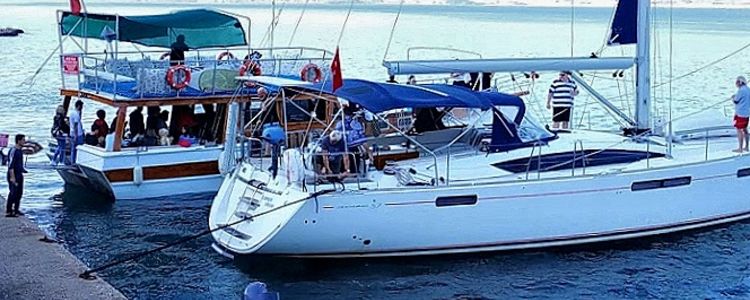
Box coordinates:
[549,79,577,108]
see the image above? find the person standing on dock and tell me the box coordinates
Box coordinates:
[732,76,750,153]
[69,100,84,164]
[547,71,578,130]
[6,134,26,217]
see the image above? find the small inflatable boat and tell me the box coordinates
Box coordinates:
[0,28,24,37]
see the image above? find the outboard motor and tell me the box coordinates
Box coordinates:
[262,123,285,178]
[243,281,280,300]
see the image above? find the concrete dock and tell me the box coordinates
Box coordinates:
[0,196,126,299]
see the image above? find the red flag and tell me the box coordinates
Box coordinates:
[69,0,82,15]
[331,47,343,92]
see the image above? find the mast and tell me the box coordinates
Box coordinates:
[634,0,651,132]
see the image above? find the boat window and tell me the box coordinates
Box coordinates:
[492,150,664,173]
[737,168,750,178]
[435,195,478,207]
[631,176,691,191]
[468,107,554,144]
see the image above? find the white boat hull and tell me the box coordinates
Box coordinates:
[211,149,750,258]
[49,143,225,200]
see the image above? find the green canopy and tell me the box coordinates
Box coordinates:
[60,9,247,49]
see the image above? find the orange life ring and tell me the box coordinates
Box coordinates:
[239,61,262,87]
[217,51,235,61]
[166,65,191,90]
[300,63,323,83]
[159,52,171,60]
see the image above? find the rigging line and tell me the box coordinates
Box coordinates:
[258,1,287,47]
[570,0,575,57]
[655,41,750,88]
[667,0,674,156]
[383,0,406,62]
[336,0,356,47]
[288,0,311,46]
[79,189,335,280]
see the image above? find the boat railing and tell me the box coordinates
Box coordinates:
[62,46,333,101]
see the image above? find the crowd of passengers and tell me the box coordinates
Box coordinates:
[50,100,220,165]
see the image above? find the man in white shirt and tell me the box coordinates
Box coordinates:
[732,76,750,153]
[69,100,84,164]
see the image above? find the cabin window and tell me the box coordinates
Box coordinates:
[435,195,478,207]
[737,168,750,178]
[631,176,691,191]
[492,150,665,173]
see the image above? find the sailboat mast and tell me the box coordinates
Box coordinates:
[634,0,651,131]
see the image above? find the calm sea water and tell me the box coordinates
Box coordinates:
[2,3,750,299]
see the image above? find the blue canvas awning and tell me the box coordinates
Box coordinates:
[60,9,247,49]
[306,79,525,118]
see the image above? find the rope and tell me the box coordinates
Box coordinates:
[655,41,750,88]
[79,189,335,280]
[287,0,311,46]
[383,0,406,62]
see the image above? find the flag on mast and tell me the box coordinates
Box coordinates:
[69,0,82,15]
[331,47,343,92]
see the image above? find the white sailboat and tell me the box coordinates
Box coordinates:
[208,0,750,258]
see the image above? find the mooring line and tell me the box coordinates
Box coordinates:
[79,189,335,280]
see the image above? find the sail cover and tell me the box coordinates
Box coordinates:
[60,9,247,49]
[608,0,637,45]
[306,79,525,115]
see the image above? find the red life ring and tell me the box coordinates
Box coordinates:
[159,52,171,60]
[239,61,262,87]
[300,63,323,83]
[165,65,191,90]
[217,51,235,61]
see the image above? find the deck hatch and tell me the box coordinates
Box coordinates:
[738,168,750,178]
[436,195,478,207]
[631,176,691,191]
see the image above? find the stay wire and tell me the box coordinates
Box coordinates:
[383,0,406,62]
[336,0,356,47]
[79,189,335,279]
[287,0,311,47]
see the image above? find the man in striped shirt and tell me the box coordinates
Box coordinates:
[546,71,579,129]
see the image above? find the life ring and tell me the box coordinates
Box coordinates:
[159,52,171,60]
[165,65,191,90]
[239,61,262,87]
[300,63,323,83]
[217,51,235,61]
[239,61,262,77]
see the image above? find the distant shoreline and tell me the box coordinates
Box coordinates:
[8,0,750,10]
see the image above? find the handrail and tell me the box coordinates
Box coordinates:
[406,47,483,61]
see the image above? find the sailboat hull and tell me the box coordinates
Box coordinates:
[210,150,750,258]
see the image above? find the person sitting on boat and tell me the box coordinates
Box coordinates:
[732,76,750,153]
[319,130,350,178]
[178,126,197,147]
[336,105,374,169]
[50,105,70,166]
[386,75,398,83]
[88,109,109,147]
[169,34,189,66]
[129,106,146,142]
[546,70,578,130]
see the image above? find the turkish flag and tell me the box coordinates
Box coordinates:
[331,47,343,92]
[70,0,82,15]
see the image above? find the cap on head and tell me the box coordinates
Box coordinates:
[737,76,747,85]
